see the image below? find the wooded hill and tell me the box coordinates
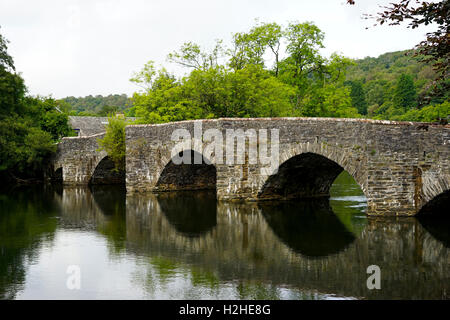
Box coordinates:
[62,49,448,122]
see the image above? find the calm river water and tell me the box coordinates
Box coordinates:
[0,173,448,299]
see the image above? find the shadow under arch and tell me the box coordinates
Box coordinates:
[156,191,217,238]
[89,156,125,185]
[259,199,356,257]
[259,152,354,200]
[417,189,450,217]
[416,189,450,248]
[52,167,63,182]
[155,150,216,191]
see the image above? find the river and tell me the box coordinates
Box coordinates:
[0,172,448,299]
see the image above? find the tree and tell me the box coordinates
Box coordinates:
[284,22,325,80]
[129,60,157,91]
[228,21,283,75]
[97,115,126,172]
[250,22,284,76]
[349,81,368,115]
[131,19,443,124]
[167,40,225,71]
[0,27,14,71]
[394,74,417,112]
[277,21,326,108]
[0,27,71,179]
[348,0,449,98]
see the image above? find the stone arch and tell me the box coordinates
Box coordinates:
[154,149,217,192]
[417,189,450,217]
[417,171,450,215]
[89,155,125,185]
[53,167,63,182]
[258,142,367,200]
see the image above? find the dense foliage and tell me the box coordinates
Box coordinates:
[97,115,126,172]
[130,21,362,124]
[346,50,449,121]
[62,94,132,116]
[349,0,449,99]
[128,21,448,124]
[0,28,72,179]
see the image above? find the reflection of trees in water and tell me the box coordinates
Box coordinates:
[126,192,449,299]
[90,185,127,253]
[259,200,355,257]
[1,185,449,300]
[0,186,59,299]
[156,191,217,237]
[57,185,128,254]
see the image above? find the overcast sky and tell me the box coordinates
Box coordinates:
[0,0,436,98]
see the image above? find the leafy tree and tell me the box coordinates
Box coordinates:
[167,40,225,71]
[97,115,126,172]
[229,21,283,74]
[0,27,14,71]
[0,28,71,179]
[395,101,449,122]
[132,64,296,122]
[394,74,417,112]
[130,19,446,124]
[349,80,368,115]
[348,0,449,99]
[280,21,325,89]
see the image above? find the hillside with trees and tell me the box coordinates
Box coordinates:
[345,50,448,121]
[63,48,448,123]
[126,21,447,125]
[62,94,132,116]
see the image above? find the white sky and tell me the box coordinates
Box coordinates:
[0,0,436,98]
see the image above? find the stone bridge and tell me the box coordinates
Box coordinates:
[52,117,450,216]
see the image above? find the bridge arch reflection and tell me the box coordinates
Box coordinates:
[259,200,356,257]
[157,191,217,237]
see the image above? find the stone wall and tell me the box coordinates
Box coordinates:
[53,133,107,185]
[125,118,450,216]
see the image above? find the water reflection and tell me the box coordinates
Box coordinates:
[417,216,450,249]
[259,200,356,257]
[0,182,448,300]
[0,186,59,299]
[157,191,217,237]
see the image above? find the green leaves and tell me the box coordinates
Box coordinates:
[0,28,71,176]
[131,64,296,122]
[167,40,225,71]
[0,27,15,71]
[394,73,417,111]
[97,115,126,172]
[129,19,446,125]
